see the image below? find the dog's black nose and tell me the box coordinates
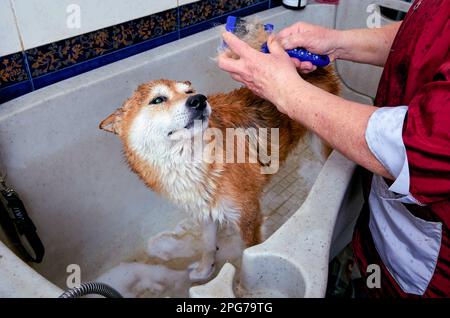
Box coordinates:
[187,94,207,111]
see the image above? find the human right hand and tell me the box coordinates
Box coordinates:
[277,22,342,73]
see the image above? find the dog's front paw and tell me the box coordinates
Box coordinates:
[188,261,215,282]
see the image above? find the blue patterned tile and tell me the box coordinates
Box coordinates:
[25,8,178,79]
[180,0,270,38]
[31,32,179,90]
[0,1,279,104]
[179,0,268,29]
[0,52,30,89]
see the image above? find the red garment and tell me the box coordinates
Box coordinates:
[353,0,450,297]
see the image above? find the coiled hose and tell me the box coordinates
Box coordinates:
[59,282,123,298]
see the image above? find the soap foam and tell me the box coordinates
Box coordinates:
[94,219,245,298]
[95,262,190,298]
[94,142,323,298]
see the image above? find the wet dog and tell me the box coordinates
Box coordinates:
[100,31,340,281]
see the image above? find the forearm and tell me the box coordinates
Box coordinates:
[335,22,401,66]
[281,79,393,179]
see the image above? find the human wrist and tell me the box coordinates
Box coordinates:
[275,76,308,118]
[332,29,350,60]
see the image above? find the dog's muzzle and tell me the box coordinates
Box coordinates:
[185,94,209,129]
[187,94,207,112]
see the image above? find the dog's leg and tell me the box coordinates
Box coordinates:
[239,200,262,247]
[188,217,218,282]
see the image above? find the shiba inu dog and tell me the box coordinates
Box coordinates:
[99,29,340,281]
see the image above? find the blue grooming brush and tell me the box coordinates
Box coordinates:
[225,16,330,67]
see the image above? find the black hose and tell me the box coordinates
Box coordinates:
[59,282,123,298]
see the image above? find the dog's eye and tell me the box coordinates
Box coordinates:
[150,96,167,105]
[185,90,194,94]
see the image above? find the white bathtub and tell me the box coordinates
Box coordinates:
[0,4,382,298]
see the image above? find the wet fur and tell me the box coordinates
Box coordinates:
[99,26,340,279]
[100,77,339,246]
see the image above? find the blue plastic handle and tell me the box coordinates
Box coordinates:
[261,42,330,67]
[224,17,330,68]
[286,48,330,67]
[225,16,237,33]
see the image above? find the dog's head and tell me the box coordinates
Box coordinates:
[99,79,211,146]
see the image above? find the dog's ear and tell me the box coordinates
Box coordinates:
[99,97,135,135]
[99,108,125,135]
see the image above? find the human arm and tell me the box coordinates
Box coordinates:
[218,33,393,179]
[277,21,402,73]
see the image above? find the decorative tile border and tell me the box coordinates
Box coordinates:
[270,0,284,7]
[0,0,285,104]
[180,0,266,28]
[180,0,271,38]
[0,80,33,104]
[26,9,177,79]
[0,52,30,89]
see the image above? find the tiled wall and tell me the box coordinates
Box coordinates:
[1,0,290,104]
[0,0,290,104]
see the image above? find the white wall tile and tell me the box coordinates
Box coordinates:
[0,0,22,56]
[12,0,178,50]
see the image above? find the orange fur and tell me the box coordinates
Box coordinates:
[98,19,342,280]
[100,18,341,248]
[100,71,339,247]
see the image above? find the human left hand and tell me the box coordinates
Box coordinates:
[217,32,303,114]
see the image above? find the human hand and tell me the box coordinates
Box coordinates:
[277,22,341,74]
[217,32,303,114]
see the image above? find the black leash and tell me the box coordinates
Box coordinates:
[0,175,45,263]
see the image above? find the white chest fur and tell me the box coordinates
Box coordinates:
[127,112,239,224]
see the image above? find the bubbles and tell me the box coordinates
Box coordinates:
[94,139,325,297]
